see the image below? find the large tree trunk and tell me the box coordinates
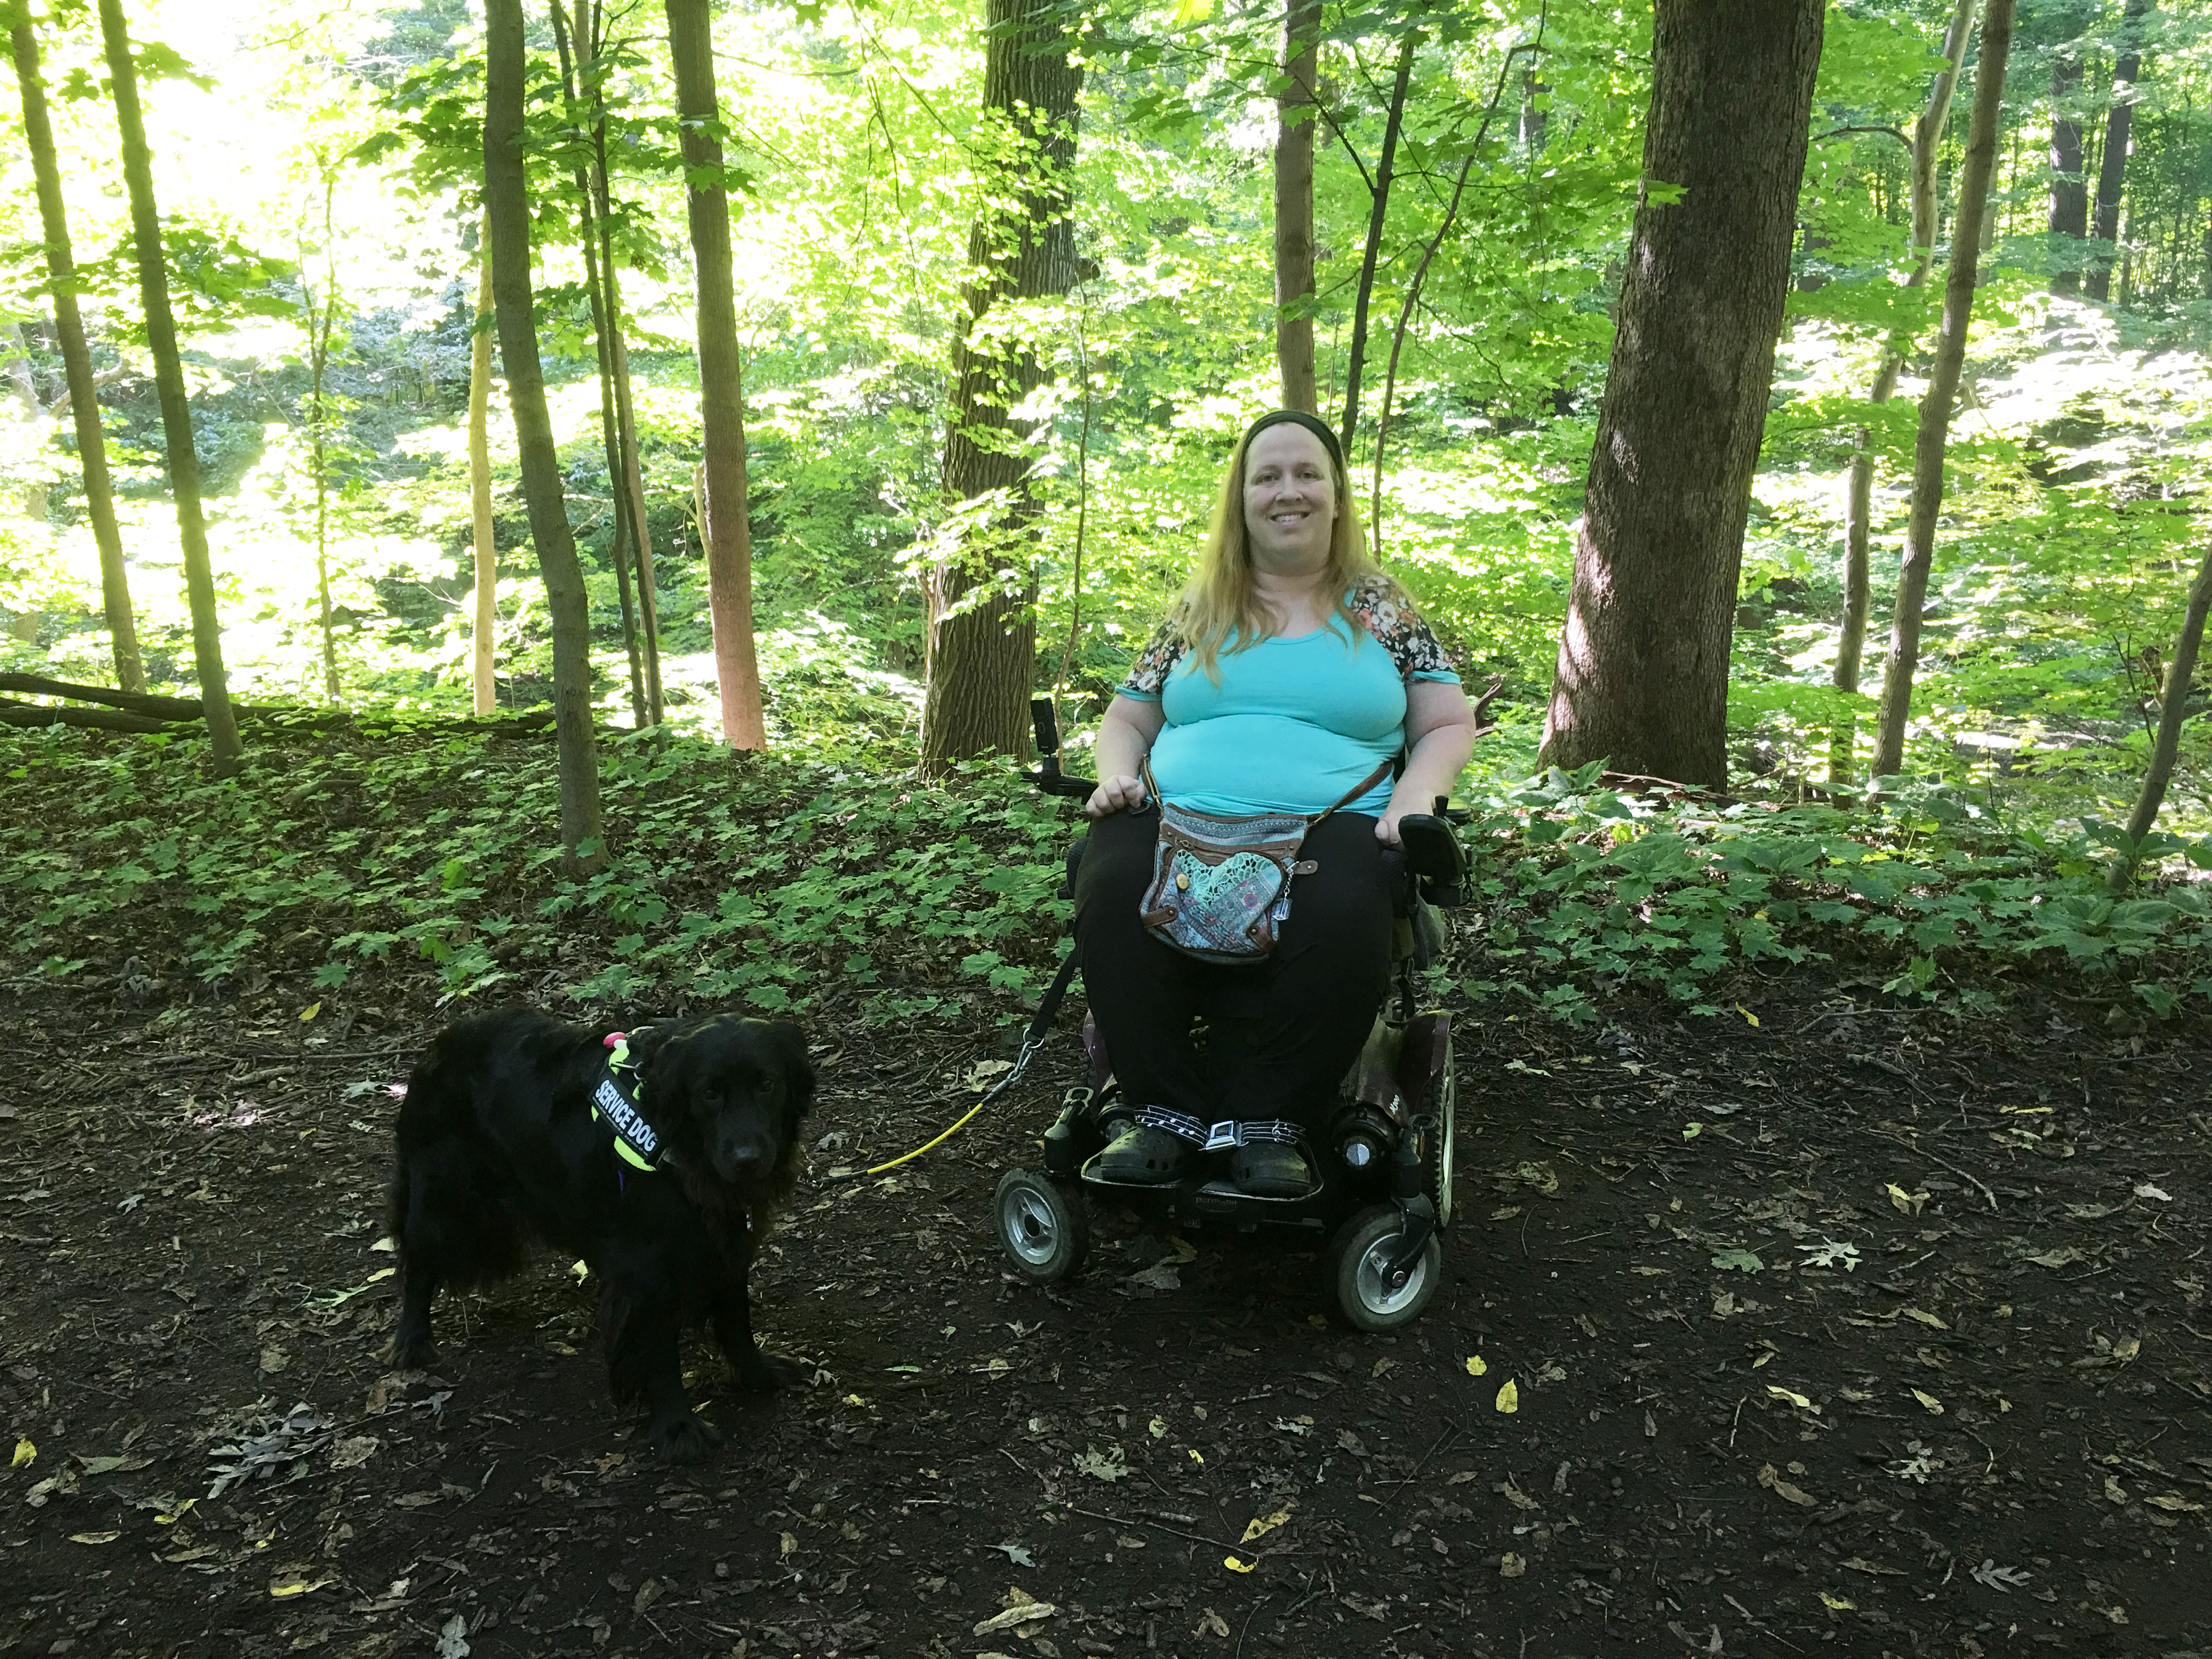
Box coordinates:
[1273,0,1321,414]
[96,0,240,769]
[665,0,765,749]
[486,0,606,870]
[2048,49,2086,294]
[1832,0,1976,782]
[1537,0,1825,789]
[468,224,498,716]
[7,18,142,692]
[918,0,1083,771]
[1871,0,2016,781]
[2086,0,2152,303]
[1337,29,1418,458]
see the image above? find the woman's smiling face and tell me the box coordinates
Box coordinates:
[1242,423,1337,566]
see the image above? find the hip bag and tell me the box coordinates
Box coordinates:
[1136,757,1393,964]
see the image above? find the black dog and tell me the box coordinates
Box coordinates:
[383,1007,814,1459]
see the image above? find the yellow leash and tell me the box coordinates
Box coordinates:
[825,950,1080,1182]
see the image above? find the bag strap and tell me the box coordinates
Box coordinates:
[1140,753,1393,827]
[1313,759,1397,827]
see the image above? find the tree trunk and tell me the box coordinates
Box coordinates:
[1370,37,1535,553]
[2086,0,2152,303]
[1520,61,1547,153]
[468,223,498,716]
[1832,0,1975,782]
[1338,29,1418,458]
[486,0,606,870]
[1537,0,1825,788]
[1871,0,2015,781]
[96,0,240,768]
[609,328,663,723]
[665,0,766,749]
[1273,0,1321,414]
[2106,544,2212,891]
[551,0,645,730]
[308,178,342,704]
[8,21,140,692]
[584,2,663,727]
[918,0,1084,771]
[2048,50,2086,294]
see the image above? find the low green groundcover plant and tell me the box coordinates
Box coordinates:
[3,731,2208,1026]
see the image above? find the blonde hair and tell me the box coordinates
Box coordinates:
[1175,420,1380,679]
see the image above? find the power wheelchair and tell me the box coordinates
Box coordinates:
[991,701,1470,1330]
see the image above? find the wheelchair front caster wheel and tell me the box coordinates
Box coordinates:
[995,1168,1089,1284]
[1325,1203,1441,1332]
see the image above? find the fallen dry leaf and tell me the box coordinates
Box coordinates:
[1758,1464,1816,1506]
[1239,1505,1293,1543]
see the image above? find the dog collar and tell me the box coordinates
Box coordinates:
[593,1032,661,1172]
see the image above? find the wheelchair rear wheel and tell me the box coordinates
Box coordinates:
[1325,1203,1442,1331]
[1428,1035,1456,1229]
[994,1169,1089,1283]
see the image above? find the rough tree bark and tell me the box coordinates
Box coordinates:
[2106,544,2212,891]
[1537,0,1825,788]
[467,224,498,716]
[1273,0,1322,414]
[665,0,764,749]
[97,0,241,770]
[918,0,1083,770]
[1338,29,1418,458]
[7,10,143,692]
[486,0,606,868]
[2048,46,2086,294]
[1832,0,1976,781]
[2087,0,2153,303]
[1871,0,2016,781]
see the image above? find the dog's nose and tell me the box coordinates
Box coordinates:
[717,1137,770,1176]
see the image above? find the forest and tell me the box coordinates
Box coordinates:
[5,0,2212,1655]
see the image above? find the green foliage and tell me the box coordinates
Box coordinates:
[0,724,1071,1024]
[1451,760,2212,1023]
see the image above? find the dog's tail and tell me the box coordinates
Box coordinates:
[385,1030,472,1248]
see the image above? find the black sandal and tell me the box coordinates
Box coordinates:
[1229,1141,1312,1198]
[1095,1124,1195,1184]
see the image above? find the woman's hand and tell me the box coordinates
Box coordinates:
[1375,679,1481,845]
[1088,696,1167,817]
[1086,774,1149,817]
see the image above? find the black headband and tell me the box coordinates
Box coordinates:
[1240,409,1345,470]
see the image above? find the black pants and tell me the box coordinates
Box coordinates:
[1073,806,1392,1133]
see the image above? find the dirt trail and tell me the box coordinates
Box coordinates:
[4,972,2210,1659]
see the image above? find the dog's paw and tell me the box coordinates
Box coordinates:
[736,1350,804,1392]
[380,1333,438,1370]
[649,1410,723,1463]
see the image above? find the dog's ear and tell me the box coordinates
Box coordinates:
[766,1020,815,1121]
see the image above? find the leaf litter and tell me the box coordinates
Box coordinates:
[2,927,2210,1655]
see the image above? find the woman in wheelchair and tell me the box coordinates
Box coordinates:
[1076,409,1478,1198]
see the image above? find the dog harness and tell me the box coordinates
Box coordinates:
[594,1032,662,1172]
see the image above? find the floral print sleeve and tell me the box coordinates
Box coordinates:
[1118,615,1189,699]
[1348,574,1459,682]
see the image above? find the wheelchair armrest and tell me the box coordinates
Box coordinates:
[1396,814,1469,908]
